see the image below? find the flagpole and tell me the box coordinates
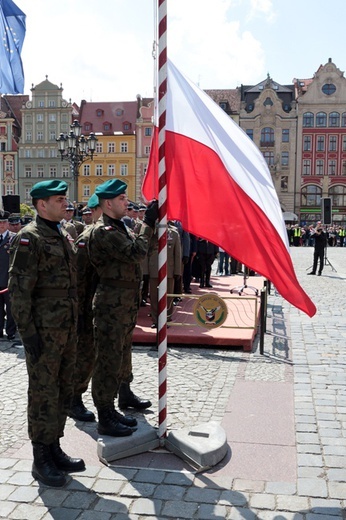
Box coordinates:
[156,0,168,444]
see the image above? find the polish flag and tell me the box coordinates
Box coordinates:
[142,60,316,317]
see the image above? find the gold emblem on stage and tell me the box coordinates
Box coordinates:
[193,293,228,329]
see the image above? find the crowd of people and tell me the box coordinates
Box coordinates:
[287,223,346,247]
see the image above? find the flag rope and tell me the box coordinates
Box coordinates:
[157,0,168,443]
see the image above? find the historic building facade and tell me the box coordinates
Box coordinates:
[135,96,154,202]
[19,77,75,203]
[295,59,346,225]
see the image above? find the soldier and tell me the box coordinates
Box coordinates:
[81,206,93,226]
[8,180,85,487]
[63,201,85,239]
[0,210,16,340]
[8,214,22,234]
[68,194,102,422]
[88,179,157,437]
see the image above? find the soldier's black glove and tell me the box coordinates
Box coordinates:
[22,333,42,363]
[143,200,159,228]
[182,256,189,265]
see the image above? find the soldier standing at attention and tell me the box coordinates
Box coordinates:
[8,180,85,487]
[88,179,157,437]
[68,194,102,422]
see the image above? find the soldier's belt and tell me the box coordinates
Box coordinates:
[34,288,77,298]
[99,278,140,289]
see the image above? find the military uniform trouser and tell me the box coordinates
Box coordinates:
[313,249,324,273]
[26,326,76,444]
[92,287,139,409]
[74,309,95,396]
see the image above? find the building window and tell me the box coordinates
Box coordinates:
[5,160,12,171]
[322,83,336,96]
[96,110,103,117]
[38,101,44,107]
[329,112,340,127]
[281,151,289,166]
[317,136,325,152]
[301,185,322,207]
[6,185,14,195]
[107,164,115,176]
[123,123,131,132]
[108,142,115,153]
[116,109,123,116]
[263,151,274,166]
[303,160,311,175]
[329,185,346,206]
[37,114,43,122]
[303,112,314,127]
[49,167,57,178]
[316,160,324,175]
[25,167,32,178]
[83,185,90,197]
[329,136,337,152]
[49,149,57,158]
[37,166,44,178]
[246,129,253,140]
[343,136,346,151]
[120,164,128,176]
[25,150,31,158]
[25,187,32,200]
[62,166,69,178]
[343,161,346,176]
[38,149,45,158]
[303,136,311,151]
[120,142,128,153]
[84,123,91,132]
[342,113,346,127]
[145,145,151,155]
[49,114,56,122]
[145,127,152,136]
[281,176,288,191]
[282,129,289,142]
[96,164,103,176]
[328,160,336,175]
[316,112,327,127]
[37,131,43,141]
[260,127,274,146]
[83,164,90,176]
[48,100,55,107]
[26,131,32,141]
[104,123,111,131]
[96,142,103,153]
[50,130,56,141]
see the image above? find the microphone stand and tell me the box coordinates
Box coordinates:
[230,266,259,296]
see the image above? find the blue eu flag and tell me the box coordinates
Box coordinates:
[0,0,26,94]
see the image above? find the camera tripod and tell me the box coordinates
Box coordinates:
[230,266,259,296]
[307,244,336,273]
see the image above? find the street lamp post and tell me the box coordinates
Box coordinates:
[56,119,97,202]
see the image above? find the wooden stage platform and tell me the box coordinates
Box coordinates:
[133,274,265,351]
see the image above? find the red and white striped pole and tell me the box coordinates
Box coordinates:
[157,0,168,443]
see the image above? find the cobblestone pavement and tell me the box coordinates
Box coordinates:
[0,247,346,519]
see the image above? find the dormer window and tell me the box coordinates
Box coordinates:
[103,121,112,131]
[84,123,92,132]
[116,108,123,116]
[123,121,131,132]
[96,109,103,117]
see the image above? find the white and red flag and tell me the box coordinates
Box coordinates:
[142,59,316,317]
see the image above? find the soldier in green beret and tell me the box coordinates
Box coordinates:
[8,179,85,487]
[68,194,102,422]
[88,179,158,436]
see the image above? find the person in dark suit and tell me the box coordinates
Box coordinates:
[0,210,16,340]
[307,222,327,276]
[196,238,219,288]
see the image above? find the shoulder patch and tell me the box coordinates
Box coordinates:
[20,238,30,246]
[78,241,86,248]
[105,226,113,231]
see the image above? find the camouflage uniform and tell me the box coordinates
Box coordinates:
[88,213,153,409]
[74,225,98,397]
[8,216,78,444]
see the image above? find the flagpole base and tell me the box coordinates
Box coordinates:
[164,421,228,472]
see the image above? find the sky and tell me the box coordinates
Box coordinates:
[16,0,346,104]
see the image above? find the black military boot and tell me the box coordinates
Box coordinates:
[32,442,66,487]
[68,395,95,422]
[50,440,85,473]
[97,406,134,437]
[118,382,152,410]
[113,408,137,428]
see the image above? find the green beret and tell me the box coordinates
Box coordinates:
[95,179,127,199]
[87,193,100,208]
[30,180,68,199]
